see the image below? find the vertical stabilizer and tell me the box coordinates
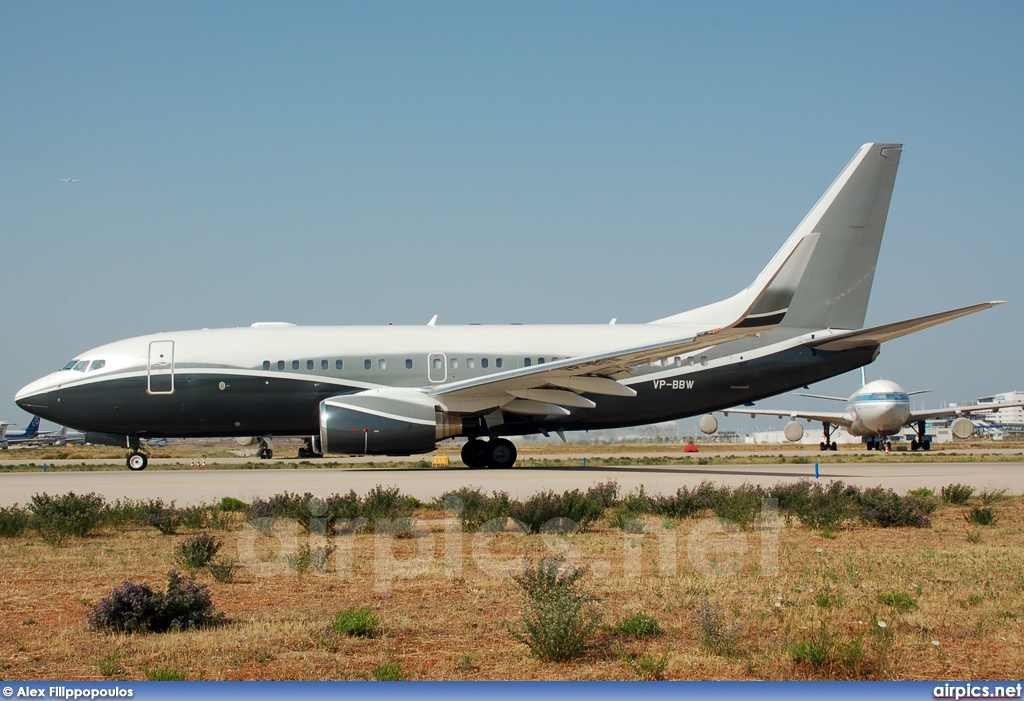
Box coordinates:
[778,143,902,331]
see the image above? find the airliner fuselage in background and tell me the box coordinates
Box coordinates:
[14,143,1005,470]
[723,378,1024,451]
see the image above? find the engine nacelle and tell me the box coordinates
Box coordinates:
[784,421,804,442]
[235,436,257,446]
[698,414,718,435]
[319,389,463,456]
[951,417,974,440]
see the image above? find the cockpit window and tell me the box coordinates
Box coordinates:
[88,360,106,372]
[63,360,79,370]
[72,360,89,372]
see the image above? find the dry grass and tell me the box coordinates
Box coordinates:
[1,497,1023,680]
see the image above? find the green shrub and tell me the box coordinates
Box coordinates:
[218,496,247,512]
[615,643,671,680]
[175,533,222,570]
[0,505,30,538]
[29,492,106,546]
[180,505,209,532]
[508,556,601,661]
[145,666,186,681]
[814,591,845,609]
[613,613,662,637]
[966,507,995,526]
[940,484,974,505]
[371,660,406,681]
[207,558,237,583]
[333,606,379,638]
[877,591,917,610]
[136,499,182,535]
[694,600,741,657]
[979,488,1009,506]
[95,652,124,678]
[287,543,335,579]
[609,507,645,533]
[87,570,223,633]
[857,487,931,528]
[788,623,866,677]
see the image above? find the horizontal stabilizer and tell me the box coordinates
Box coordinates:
[808,302,1004,351]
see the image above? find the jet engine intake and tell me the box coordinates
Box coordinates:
[951,417,974,440]
[319,389,462,456]
[784,421,804,442]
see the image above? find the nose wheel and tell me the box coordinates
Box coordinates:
[127,452,148,471]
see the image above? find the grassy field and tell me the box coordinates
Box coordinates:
[1,486,1022,681]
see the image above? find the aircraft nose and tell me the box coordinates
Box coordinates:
[15,375,55,411]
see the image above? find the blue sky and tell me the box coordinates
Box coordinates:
[2,2,1021,432]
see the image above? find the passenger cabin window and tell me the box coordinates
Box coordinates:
[277,361,285,371]
[336,360,343,370]
[63,360,79,370]
[364,359,371,370]
[432,357,442,370]
[405,359,413,369]
[73,360,89,372]
[321,360,329,370]
[88,360,106,371]
[467,358,475,369]
[496,358,503,368]
[524,358,532,367]
[538,357,545,364]
[263,361,271,371]
[700,356,708,366]
[450,358,459,369]
[378,359,386,370]
[481,358,489,368]
[292,360,299,370]
[306,360,314,370]
[687,357,695,366]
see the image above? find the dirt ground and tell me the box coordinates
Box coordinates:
[1,492,1022,681]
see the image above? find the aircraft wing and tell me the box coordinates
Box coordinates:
[807,302,1004,351]
[721,408,853,428]
[429,232,821,414]
[430,328,758,414]
[908,400,1024,423]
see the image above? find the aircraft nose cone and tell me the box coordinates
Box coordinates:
[15,376,53,411]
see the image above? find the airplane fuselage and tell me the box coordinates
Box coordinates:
[15,323,875,442]
[843,379,912,437]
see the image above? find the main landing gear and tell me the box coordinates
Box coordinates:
[257,437,273,460]
[819,422,838,452]
[461,438,517,469]
[865,438,893,452]
[297,438,323,459]
[910,420,931,452]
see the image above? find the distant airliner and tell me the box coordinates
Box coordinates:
[58,178,79,183]
[14,143,1007,470]
[719,375,1024,451]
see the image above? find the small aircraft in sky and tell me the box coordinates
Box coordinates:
[717,372,1024,451]
[58,178,79,183]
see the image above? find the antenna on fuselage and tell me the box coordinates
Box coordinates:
[427,314,438,326]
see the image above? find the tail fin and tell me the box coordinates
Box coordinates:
[652,143,900,331]
[25,416,41,436]
[778,142,902,331]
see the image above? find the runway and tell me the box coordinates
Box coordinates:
[1,460,1021,507]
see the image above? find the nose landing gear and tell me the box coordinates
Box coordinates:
[125,435,150,471]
